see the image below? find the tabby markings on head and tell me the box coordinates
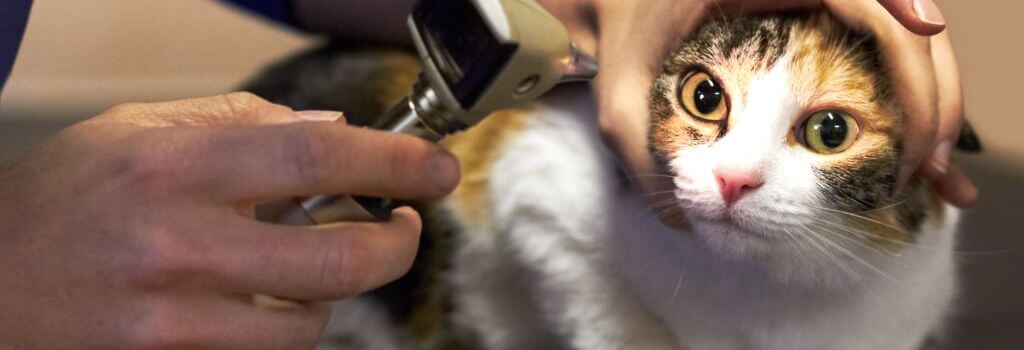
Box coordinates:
[649,13,936,248]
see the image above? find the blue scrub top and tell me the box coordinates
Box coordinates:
[0,0,295,93]
[0,0,32,92]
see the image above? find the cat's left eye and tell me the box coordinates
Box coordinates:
[678,71,728,122]
[800,110,859,154]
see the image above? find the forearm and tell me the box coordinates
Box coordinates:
[292,0,416,46]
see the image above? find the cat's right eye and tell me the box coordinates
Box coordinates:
[678,71,728,122]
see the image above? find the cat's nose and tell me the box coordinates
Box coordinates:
[713,167,764,206]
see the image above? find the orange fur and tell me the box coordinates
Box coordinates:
[441,110,531,229]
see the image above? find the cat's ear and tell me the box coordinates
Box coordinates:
[955,120,983,153]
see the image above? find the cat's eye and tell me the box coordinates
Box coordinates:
[678,71,727,121]
[801,110,859,154]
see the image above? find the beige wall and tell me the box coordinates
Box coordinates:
[0,0,314,117]
[1,0,1022,159]
[941,0,1024,159]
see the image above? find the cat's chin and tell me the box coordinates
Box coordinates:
[685,213,870,288]
[687,215,779,260]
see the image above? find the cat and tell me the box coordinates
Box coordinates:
[245,11,978,350]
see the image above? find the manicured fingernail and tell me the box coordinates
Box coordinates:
[914,0,946,26]
[297,110,344,122]
[429,151,460,193]
[930,140,952,175]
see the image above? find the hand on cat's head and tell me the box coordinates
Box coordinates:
[537,0,975,209]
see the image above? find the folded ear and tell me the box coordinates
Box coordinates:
[955,119,982,153]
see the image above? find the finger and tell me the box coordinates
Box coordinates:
[296,110,346,124]
[537,0,598,55]
[593,1,694,177]
[831,0,940,192]
[122,296,327,349]
[183,122,460,202]
[875,0,947,36]
[97,92,303,127]
[927,164,978,208]
[699,0,944,36]
[210,207,422,300]
[919,31,964,179]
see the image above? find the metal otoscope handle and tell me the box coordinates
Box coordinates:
[290,77,461,224]
[276,0,598,225]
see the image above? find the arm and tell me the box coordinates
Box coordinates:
[0,0,33,92]
[224,0,416,46]
[293,0,415,46]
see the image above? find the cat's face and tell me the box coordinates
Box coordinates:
[649,14,932,269]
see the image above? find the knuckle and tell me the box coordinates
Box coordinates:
[318,238,367,298]
[222,91,268,108]
[112,150,175,195]
[104,102,147,117]
[221,91,279,119]
[123,228,195,289]
[696,0,717,12]
[125,304,183,349]
[386,140,413,193]
[385,137,436,194]
[109,134,191,195]
[289,124,336,187]
[393,208,423,235]
[282,315,326,349]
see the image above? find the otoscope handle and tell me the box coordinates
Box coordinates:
[287,79,459,224]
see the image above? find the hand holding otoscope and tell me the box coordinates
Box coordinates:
[283,0,598,224]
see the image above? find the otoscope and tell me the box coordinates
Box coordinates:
[284,0,598,224]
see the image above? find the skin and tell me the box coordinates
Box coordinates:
[0,92,460,348]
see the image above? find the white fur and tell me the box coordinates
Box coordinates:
[446,82,959,349]
[318,298,409,350]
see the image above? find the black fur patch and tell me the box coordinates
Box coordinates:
[649,15,796,165]
[814,154,898,212]
[648,13,932,236]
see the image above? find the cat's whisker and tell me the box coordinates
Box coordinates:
[638,189,684,200]
[804,204,905,232]
[806,217,905,256]
[802,229,859,280]
[669,264,686,306]
[836,34,874,66]
[784,225,877,299]
[780,225,815,265]
[803,227,890,304]
[802,222,906,286]
[707,0,728,22]
[860,199,910,214]
[622,173,677,181]
[648,197,684,212]
[809,215,1007,257]
[809,214,937,253]
[790,223,861,281]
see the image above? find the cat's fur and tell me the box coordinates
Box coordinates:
[248,12,961,350]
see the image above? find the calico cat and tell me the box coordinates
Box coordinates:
[246,11,976,350]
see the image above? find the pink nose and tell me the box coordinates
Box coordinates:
[713,167,764,206]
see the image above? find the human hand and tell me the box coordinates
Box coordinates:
[537,0,974,209]
[0,92,460,348]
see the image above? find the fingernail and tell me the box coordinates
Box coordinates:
[429,151,460,193]
[296,110,344,122]
[930,140,953,175]
[914,0,946,26]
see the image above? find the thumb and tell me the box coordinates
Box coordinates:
[875,0,947,35]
